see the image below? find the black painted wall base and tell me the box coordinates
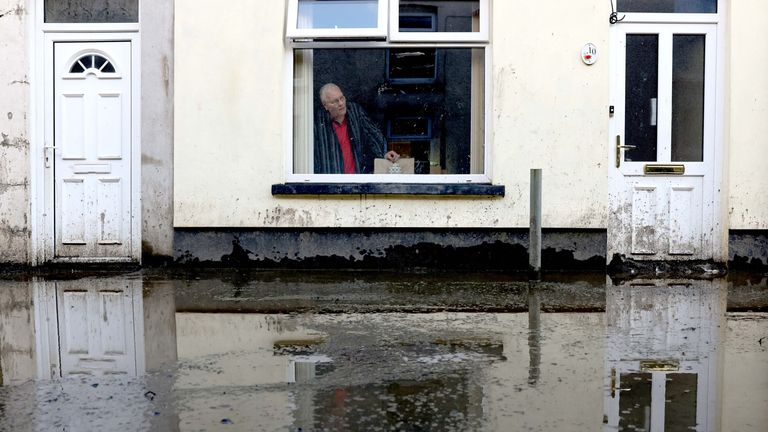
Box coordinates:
[171,228,768,273]
[729,230,768,271]
[173,228,606,272]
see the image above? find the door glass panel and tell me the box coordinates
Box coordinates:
[672,34,705,162]
[618,372,653,430]
[297,0,379,29]
[664,373,698,430]
[625,34,658,162]
[44,0,138,23]
[617,0,717,13]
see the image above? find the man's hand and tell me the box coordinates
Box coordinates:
[385,150,400,162]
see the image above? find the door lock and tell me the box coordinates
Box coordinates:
[44,144,57,168]
[615,135,636,168]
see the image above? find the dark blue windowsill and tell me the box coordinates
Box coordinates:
[271,183,505,196]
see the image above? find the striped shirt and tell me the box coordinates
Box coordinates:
[314,101,387,174]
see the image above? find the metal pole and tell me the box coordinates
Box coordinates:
[529,169,542,279]
[528,281,541,387]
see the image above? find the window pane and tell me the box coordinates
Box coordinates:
[625,34,659,162]
[297,0,378,29]
[388,49,437,82]
[44,0,138,23]
[664,373,698,430]
[617,0,716,13]
[672,34,705,162]
[399,0,479,33]
[618,373,653,431]
[293,48,484,175]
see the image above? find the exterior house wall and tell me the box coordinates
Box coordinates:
[172,0,768,268]
[140,0,175,262]
[728,0,768,230]
[173,1,609,230]
[0,0,30,264]
[0,0,765,265]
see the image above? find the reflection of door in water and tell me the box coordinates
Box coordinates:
[52,42,133,259]
[608,24,720,262]
[604,278,726,431]
[613,371,698,431]
[56,279,141,377]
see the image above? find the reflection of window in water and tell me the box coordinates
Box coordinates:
[293,48,484,175]
[309,374,484,430]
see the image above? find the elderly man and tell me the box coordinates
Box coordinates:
[314,83,398,174]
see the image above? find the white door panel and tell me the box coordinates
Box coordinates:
[609,24,718,261]
[53,41,132,259]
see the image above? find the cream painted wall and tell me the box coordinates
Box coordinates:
[174,1,609,229]
[0,0,30,262]
[728,0,768,230]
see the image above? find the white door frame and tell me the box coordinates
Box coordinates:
[30,2,141,265]
[607,9,727,263]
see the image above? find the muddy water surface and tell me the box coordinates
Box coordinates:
[0,270,766,431]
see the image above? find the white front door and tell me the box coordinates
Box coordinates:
[608,24,720,262]
[49,41,133,260]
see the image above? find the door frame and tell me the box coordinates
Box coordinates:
[30,2,141,265]
[607,8,728,263]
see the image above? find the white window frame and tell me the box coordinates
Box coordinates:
[283,41,492,184]
[613,1,722,25]
[286,0,388,40]
[389,0,489,42]
[284,0,492,184]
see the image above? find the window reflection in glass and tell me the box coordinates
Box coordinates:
[672,34,705,162]
[293,48,485,175]
[297,0,379,29]
[44,0,139,23]
[625,34,659,162]
[399,0,479,32]
[617,0,716,13]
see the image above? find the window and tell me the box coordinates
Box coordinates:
[69,54,116,74]
[617,0,716,14]
[286,0,388,39]
[390,0,488,42]
[44,0,139,23]
[287,0,489,183]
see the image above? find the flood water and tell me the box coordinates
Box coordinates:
[0,270,766,431]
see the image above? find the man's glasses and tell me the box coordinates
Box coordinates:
[325,95,346,106]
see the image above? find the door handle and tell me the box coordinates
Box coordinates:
[44,144,58,168]
[615,136,636,168]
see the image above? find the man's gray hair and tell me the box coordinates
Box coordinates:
[319,83,340,103]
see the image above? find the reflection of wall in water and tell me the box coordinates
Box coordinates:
[313,47,472,174]
[0,282,36,385]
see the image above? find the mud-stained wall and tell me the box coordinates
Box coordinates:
[174,1,609,229]
[728,0,768,230]
[0,281,36,385]
[0,0,30,263]
[140,0,175,262]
